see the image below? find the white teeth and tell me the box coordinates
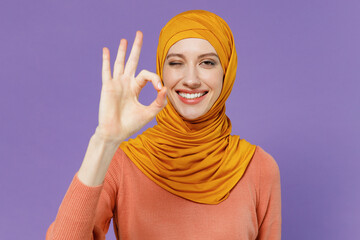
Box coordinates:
[178,92,205,99]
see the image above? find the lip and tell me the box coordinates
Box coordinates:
[176,90,208,105]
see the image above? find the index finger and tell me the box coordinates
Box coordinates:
[124,31,143,76]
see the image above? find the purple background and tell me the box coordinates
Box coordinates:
[1,0,359,239]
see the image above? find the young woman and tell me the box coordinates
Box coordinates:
[47,10,281,239]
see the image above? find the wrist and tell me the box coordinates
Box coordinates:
[93,127,125,147]
[78,131,122,186]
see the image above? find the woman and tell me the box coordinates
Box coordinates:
[47,10,281,239]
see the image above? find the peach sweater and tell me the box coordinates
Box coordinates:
[46,146,281,239]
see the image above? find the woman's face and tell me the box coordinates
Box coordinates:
[162,38,224,120]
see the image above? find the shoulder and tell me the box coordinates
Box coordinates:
[108,147,129,171]
[253,146,280,171]
[250,146,281,185]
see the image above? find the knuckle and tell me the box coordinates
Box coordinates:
[154,74,160,82]
[138,69,145,76]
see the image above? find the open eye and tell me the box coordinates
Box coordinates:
[202,60,215,65]
[200,60,216,68]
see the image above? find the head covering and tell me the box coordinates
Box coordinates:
[120,10,256,204]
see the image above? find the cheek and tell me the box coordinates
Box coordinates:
[163,68,182,90]
[216,69,224,97]
[209,73,224,98]
[214,82,223,99]
[162,66,174,87]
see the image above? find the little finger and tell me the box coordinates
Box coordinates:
[102,47,112,82]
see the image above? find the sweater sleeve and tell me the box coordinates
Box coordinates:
[256,149,282,240]
[46,149,123,240]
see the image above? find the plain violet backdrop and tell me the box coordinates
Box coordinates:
[1,0,359,239]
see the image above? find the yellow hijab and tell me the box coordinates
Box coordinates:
[120,10,256,204]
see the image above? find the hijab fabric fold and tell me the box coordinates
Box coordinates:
[120,10,256,204]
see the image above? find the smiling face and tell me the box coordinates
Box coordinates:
[162,38,224,120]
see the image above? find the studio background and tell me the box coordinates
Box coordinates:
[1,0,359,239]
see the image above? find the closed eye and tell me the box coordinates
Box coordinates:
[168,62,182,66]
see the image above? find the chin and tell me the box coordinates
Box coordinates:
[179,110,205,120]
[170,99,208,120]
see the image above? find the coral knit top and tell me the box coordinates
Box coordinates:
[46,146,281,239]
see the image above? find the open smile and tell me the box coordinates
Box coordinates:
[177,91,207,99]
[176,90,208,104]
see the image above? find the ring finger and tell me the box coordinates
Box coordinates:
[113,39,128,78]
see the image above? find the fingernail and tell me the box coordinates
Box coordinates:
[157,82,162,90]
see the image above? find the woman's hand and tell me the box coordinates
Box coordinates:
[95,31,167,143]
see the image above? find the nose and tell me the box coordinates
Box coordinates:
[182,64,201,89]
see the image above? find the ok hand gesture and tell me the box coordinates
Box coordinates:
[96,31,167,143]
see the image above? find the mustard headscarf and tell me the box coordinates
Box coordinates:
[120,10,256,204]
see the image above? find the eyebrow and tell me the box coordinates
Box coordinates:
[166,52,220,60]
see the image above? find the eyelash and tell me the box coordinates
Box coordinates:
[168,62,182,66]
[201,60,215,66]
[168,60,216,66]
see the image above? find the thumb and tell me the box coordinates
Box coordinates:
[147,87,167,116]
